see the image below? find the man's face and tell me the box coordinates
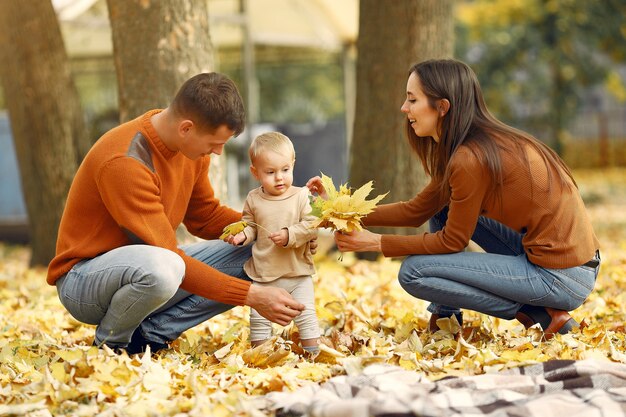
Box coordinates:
[180,124,234,160]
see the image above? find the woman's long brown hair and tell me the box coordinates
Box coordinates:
[405,59,576,201]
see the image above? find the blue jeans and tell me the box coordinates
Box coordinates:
[398,207,599,320]
[55,240,252,348]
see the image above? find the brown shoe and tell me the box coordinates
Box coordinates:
[429,312,463,332]
[515,305,578,339]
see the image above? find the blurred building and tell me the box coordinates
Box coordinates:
[0,112,29,243]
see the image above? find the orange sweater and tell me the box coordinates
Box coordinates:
[364,143,599,269]
[47,110,250,305]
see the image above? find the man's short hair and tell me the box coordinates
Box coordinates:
[171,73,245,136]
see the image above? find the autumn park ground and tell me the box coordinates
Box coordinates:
[1,168,625,416]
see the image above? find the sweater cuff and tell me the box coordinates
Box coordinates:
[380,234,422,258]
[220,276,252,306]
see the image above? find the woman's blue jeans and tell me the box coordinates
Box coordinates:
[398,207,599,320]
[55,240,252,349]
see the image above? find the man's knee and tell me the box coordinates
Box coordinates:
[138,247,185,299]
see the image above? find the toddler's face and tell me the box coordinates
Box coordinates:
[251,149,294,196]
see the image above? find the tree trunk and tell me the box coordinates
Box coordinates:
[350,0,454,256]
[105,0,227,198]
[0,0,87,266]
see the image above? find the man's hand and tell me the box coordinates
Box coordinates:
[245,284,304,326]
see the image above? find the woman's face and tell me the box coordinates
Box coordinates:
[401,72,441,142]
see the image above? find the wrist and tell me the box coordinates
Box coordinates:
[244,283,258,307]
[375,233,383,252]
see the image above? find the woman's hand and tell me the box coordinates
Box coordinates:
[334,229,382,253]
[306,176,328,199]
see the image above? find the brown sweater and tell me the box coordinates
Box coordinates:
[47,110,251,306]
[363,143,599,269]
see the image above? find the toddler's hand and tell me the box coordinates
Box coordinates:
[269,229,289,247]
[225,231,246,246]
[306,176,328,199]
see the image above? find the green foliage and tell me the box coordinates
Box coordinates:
[219,46,345,124]
[455,0,626,148]
[257,59,344,124]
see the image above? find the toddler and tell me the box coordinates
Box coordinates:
[225,131,320,356]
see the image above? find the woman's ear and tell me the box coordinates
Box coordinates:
[438,99,450,117]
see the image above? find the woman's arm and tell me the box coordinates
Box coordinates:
[362,181,443,228]
[378,149,491,257]
[332,149,491,257]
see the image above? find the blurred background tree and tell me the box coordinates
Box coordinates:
[349,0,454,254]
[0,0,88,266]
[106,0,228,197]
[106,0,214,122]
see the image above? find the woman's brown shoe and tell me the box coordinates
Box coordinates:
[515,305,578,339]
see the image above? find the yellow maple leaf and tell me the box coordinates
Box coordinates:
[219,220,271,240]
[310,173,388,233]
[219,220,248,240]
[242,337,291,368]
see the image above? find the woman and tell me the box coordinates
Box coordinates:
[307,59,600,339]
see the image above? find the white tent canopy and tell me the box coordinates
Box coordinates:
[53,0,358,57]
[210,0,357,49]
[52,0,359,206]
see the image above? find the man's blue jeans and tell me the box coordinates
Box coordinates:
[398,207,598,320]
[55,240,252,349]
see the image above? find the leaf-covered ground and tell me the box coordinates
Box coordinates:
[1,169,625,416]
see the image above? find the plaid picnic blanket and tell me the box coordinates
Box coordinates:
[267,359,626,417]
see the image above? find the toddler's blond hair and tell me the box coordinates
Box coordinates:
[249,131,295,165]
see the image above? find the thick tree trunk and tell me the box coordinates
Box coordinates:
[106,0,227,198]
[0,0,87,266]
[350,0,454,254]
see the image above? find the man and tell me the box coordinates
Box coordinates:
[47,73,305,354]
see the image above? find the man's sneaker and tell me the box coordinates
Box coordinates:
[125,328,169,355]
[93,328,169,355]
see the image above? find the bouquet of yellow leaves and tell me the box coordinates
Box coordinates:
[309,173,388,233]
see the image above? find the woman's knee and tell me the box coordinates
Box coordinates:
[398,259,424,292]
